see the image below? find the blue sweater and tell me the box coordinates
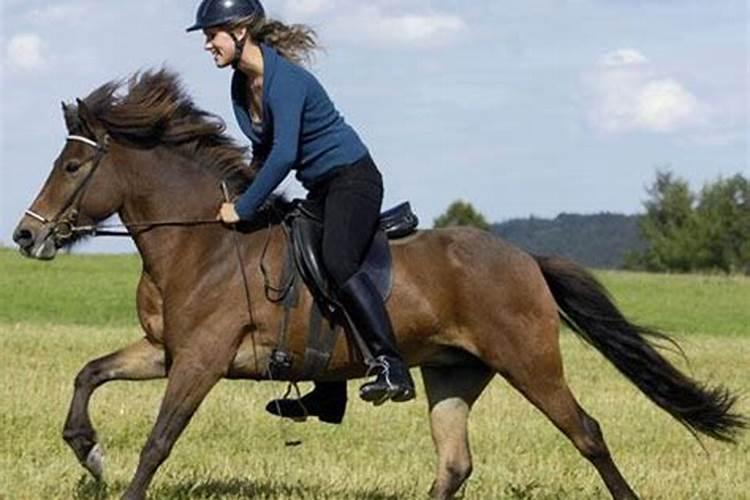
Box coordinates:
[231,44,369,220]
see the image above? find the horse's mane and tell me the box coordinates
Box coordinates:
[79,68,254,196]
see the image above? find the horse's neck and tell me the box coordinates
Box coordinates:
[118,147,229,280]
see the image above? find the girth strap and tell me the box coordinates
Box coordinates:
[298,304,340,380]
[268,239,299,380]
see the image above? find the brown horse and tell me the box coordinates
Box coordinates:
[12,70,745,500]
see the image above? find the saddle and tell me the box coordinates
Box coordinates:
[269,201,419,380]
[291,200,418,307]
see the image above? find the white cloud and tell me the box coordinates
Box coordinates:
[282,0,332,17]
[279,1,465,47]
[6,34,47,71]
[375,13,465,45]
[635,79,698,132]
[332,7,465,47]
[27,3,90,23]
[601,48,648,67]
[586,49,701,133]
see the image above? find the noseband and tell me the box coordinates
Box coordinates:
[25,134,110,245]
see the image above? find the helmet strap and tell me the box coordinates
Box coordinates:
[230,32,247,69]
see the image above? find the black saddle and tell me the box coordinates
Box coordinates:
[288,201,419,310]
[268,200,418,380]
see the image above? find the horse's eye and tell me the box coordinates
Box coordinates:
[65,161,81,173]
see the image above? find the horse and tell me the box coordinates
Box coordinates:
[12,70,745,500]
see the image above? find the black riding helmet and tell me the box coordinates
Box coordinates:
[187,0,265,68]
[186,0,265,32]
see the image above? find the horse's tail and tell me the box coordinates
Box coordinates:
[534,255,746,443]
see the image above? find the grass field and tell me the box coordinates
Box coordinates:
[0,248,748,499]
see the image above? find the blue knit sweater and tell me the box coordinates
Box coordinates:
[231,44,368,220]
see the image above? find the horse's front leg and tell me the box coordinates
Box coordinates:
[63,337,166,480]
[121,343,235,500]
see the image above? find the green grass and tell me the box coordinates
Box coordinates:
[0,325,748,499]
[1,248,749,498]
[598,270,750,336]
[1,248,748,335]
[0,249,141,328]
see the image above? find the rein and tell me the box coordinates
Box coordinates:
[25,135,225,241]
[68,218,223,237]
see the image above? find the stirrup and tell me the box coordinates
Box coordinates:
[267,383,309,422]
[359,357,415,405]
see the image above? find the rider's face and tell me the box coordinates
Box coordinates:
[203,27,236,68]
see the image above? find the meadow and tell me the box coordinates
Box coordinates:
[1,248,748,499]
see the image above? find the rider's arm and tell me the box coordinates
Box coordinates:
[235,83,305,221]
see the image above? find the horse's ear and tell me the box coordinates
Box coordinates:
[76,98,105,140]
[62,101,81,134]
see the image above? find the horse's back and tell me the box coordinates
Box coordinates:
[387,227,558,361]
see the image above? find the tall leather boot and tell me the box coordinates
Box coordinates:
[265,381,347,424]
[338,271,415,405]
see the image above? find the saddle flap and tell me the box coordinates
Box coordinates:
[290,215,393,305]
[290,216,333,305]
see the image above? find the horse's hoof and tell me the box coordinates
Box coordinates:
[84,443,105,481]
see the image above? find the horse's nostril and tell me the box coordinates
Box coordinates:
[13,228,35,248]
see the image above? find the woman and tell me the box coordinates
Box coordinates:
[187,0,415,419]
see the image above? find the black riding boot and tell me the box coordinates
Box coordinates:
[265,381,347,424]
[338,271,415,405]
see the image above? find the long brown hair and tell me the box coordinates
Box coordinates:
[229,15,320,66]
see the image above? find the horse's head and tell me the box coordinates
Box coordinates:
[12,100,123,260]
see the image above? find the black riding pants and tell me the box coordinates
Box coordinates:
[306,154,384,289]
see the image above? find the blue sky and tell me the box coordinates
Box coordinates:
[1,0,747,252]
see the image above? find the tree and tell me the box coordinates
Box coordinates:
[434,200,490,231]
[693,174,750,273]
[635,170,699,272]
[629,170,750,274]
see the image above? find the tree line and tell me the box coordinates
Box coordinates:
[434,171,749,275]
[625,171,749,274]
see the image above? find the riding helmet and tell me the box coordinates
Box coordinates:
[186,0,266,32]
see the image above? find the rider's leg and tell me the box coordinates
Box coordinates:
[336,270,415,403]
[322,154,415,405]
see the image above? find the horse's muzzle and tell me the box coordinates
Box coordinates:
[13,222,58,260]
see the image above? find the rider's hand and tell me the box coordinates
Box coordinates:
[217,203,241,224]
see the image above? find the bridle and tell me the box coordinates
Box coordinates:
[25,134,111,246]
[24,134,223,244]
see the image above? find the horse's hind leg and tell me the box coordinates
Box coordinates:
[63,338,165,480]
[492,326,638,500]
[512,377,637,499]
[422,362,494,500]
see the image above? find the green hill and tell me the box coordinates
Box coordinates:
[492,212,647,269]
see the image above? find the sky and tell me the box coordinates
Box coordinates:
[1,0,748,253]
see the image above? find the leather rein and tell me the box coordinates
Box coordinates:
[25,135,223,245]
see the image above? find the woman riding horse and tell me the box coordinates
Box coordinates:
[188,0,413,417]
